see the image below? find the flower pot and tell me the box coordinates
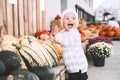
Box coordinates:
[92,56,105,67]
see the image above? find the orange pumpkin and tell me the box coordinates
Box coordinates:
[106,26,113,31]
[99,30,106,36]
[106,31,115,37]
[77,28,86,42]
[97,25,103,31]
[112,27,117,31]
[115,30,120,37]
[52,43,63,58]
[35,30,50,39]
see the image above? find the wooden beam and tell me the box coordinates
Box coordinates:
[6,0,13,35]
[42,10,46,30]
[0,0,3,36]
[36,0,40,32]
[28,0,33,35]
[32,0,36,33]
[13,3,18,37]
[18,0,24,36]
[23,0,29,35]
[2,0,8,35]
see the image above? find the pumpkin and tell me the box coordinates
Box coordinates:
[39,34,50,42]
[106,31,115,37]
[99,30,106,36]
[115,30,120,37]
[0,35,19,52]
[97,25,103,29]
[0,50,21,75]
[29,66,55,80]
[106,26,113,31]
[52,43,63,58]
[19,36,54,67]
[0,60,5,76]
[19,35,38,46]
[10,69,39,80]
[35,30,50,39]
[42,43,60,67]
[19,36,60,67]
[77,27,86,42]
[19,41,53,67]
[112,27,117,31]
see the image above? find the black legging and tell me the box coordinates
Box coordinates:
[68,70,88,80]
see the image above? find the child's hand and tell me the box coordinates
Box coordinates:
[51,27,60,35]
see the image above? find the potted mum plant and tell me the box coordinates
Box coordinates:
[86,36,113,67]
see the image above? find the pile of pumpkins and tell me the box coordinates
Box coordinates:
[98,25,120,37]
[0,35,63,80]
[79,24,99,40]
[78,19,99,40]
[80,24,120,40]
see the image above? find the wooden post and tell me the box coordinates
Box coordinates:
[6,0,13,35]
[23,0,29,35]
[2,0,8,35]
[0,0,3,36]
[18,0,24,36]
[13,3,18,37]
[32,0,36,34]
[28,0,33,35]
[42,10,46,30]
[36,0,40,32]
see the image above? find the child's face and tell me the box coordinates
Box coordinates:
[63,13,77,31]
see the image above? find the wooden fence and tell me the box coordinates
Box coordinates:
[0,0,46,37]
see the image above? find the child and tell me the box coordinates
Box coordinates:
[53,9,88,80]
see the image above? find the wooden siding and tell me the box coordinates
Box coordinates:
[0,0,46,37]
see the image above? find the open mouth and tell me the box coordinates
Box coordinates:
[68,24,73,29]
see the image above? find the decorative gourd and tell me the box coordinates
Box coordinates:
[19,35,38,46]
[29,66,55,80]
[0,50,21,75]
[0,35,19,52]
[42,43,60,67]
[19,40,53,67]
[10,69,39,80]
[52,43,63,58]
[0,60,5,76]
